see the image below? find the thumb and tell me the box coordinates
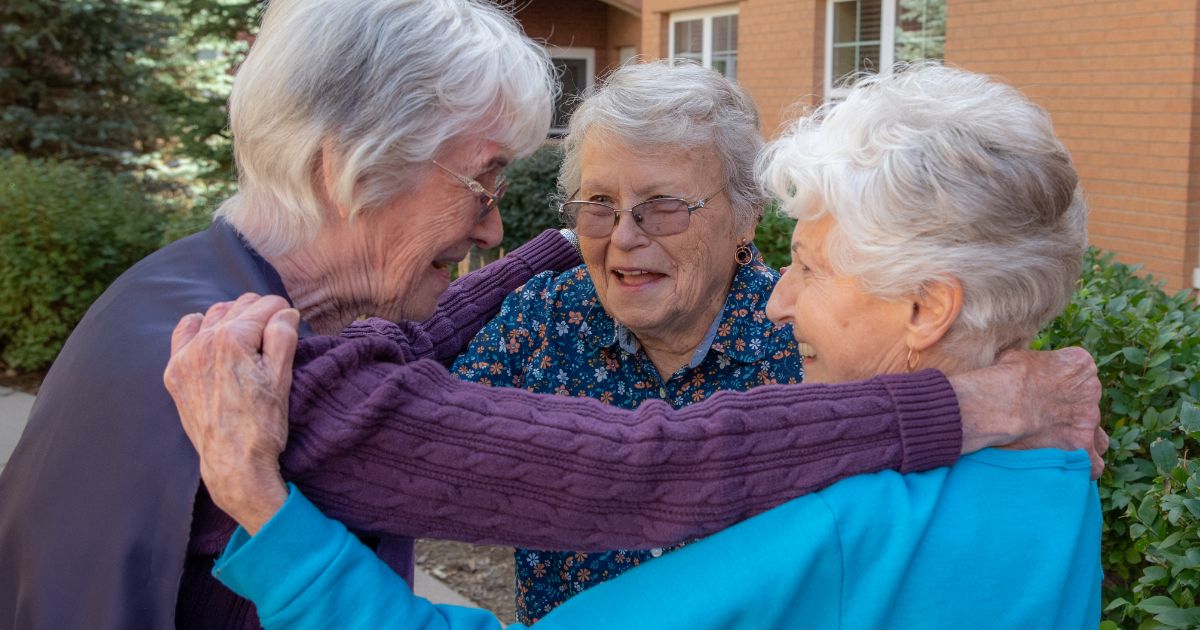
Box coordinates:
[263,308,300,393]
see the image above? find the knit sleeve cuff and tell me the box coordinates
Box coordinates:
[213,484,345,614]
[511,229,583,275]
[878,368,962,473]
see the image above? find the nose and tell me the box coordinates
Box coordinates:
[609,210,650,250]
[765,270,794,324]
[471,206,503,250]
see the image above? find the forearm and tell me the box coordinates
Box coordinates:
[337,230,580,365]
[215,486,508,630]
[282,336,961,550]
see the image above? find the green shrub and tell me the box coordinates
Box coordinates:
[500,144,564,253]
[1035,248,1200,629]
[0,156,165,370]
[754,201,796,270]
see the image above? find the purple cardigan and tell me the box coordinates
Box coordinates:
[213,238,963,569]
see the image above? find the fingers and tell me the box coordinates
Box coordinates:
[170,313,204,356]
[263,308,301,391]
[1089,451,1105,480]
[199,293,266,332]
[237,295,293,338]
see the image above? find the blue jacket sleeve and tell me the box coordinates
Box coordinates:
[214,485,519,630]
[530,493,844,629]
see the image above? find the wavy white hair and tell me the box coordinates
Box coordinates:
[558,60,764,230]
[760,64,1088,368]
[216,0,555,257]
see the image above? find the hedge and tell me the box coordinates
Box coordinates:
[0,156,165,370]
[1036,249,1200,629]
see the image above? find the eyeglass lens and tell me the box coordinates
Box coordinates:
[566,198,692,237]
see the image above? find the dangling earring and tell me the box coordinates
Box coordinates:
[906,347,921,372]
[734,239,753,267]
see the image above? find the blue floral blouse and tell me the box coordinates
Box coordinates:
[451,250,803,624]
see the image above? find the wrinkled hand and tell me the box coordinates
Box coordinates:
[952,347,1108,479]
[163,293,299,534]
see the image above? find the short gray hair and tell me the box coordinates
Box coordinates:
[558,60,764,230]
[216,0,555,256]
[760,64,1088,368]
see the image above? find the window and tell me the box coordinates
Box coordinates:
[547,47,595,136]
[669,6,739,80]
[825,0,945,98]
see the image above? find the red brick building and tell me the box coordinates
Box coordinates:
[510,0,1200,292]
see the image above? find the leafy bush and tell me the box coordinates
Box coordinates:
[1035,249,1200,629]
[499,144,564,253]
[754,201,796,270]
[0,156,164,370]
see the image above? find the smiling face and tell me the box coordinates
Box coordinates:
[576,131,750,351]
[323,136,508,324]
[765,216,914,383]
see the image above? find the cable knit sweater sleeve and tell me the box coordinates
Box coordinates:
[282,343,962,551]
[335,229,581,365]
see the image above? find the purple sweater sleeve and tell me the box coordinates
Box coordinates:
[335,229,580,365]
[282,337,962,551]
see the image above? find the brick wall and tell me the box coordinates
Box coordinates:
[947,0,1200,290]
[606,7,642,74]
[514,0,611,69]
[737,0,824,136]
[637,0,1200,290]
[642,0,824,135]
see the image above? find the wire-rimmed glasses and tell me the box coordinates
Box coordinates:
[432,160,508,218]
[558,188,724,238]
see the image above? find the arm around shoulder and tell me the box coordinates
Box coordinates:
[281,345,962,550]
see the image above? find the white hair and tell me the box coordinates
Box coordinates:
[216,0,556,257]
[558,60,764,230]
[760,63,1088,368]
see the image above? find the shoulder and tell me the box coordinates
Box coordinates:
[501,264,595,317]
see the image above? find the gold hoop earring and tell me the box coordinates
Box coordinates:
[734,239,753,267]
[906,348,921,372]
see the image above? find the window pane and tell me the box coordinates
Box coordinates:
[712,53,737,80]
[832,46,857,84]
[859,43,880,72]
[833,1,858,44]
[895,0,946,62]
[673,19,703,56]
[551,58,588,130]
[859,0,882,43]
[712,14,738,53]
[830,0,884,89]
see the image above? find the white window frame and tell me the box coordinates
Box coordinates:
[668,4,738,75]
[824,0,898,99]
[546,46,595,136]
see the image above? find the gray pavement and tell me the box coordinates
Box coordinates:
[0,387,35,474]
[0,386,477,610]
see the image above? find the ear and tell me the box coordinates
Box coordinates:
[904,277,963,353]
[318,140,352,221]
[738,213,762,244]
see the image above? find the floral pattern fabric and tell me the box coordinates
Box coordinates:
[451,250,803,624]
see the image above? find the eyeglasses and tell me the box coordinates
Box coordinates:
[432,160,508,219]
[558,188,724,238]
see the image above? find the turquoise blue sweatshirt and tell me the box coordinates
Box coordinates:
[215,448,1101,629]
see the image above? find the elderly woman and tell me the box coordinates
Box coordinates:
[448,61,804,621]
[0,1,573,628]
[185,64,1100,629]
[0,2,1098,629]
[164,64,1105,628]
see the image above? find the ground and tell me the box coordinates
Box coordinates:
[416,539,516,624]
[0,365,43,395]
